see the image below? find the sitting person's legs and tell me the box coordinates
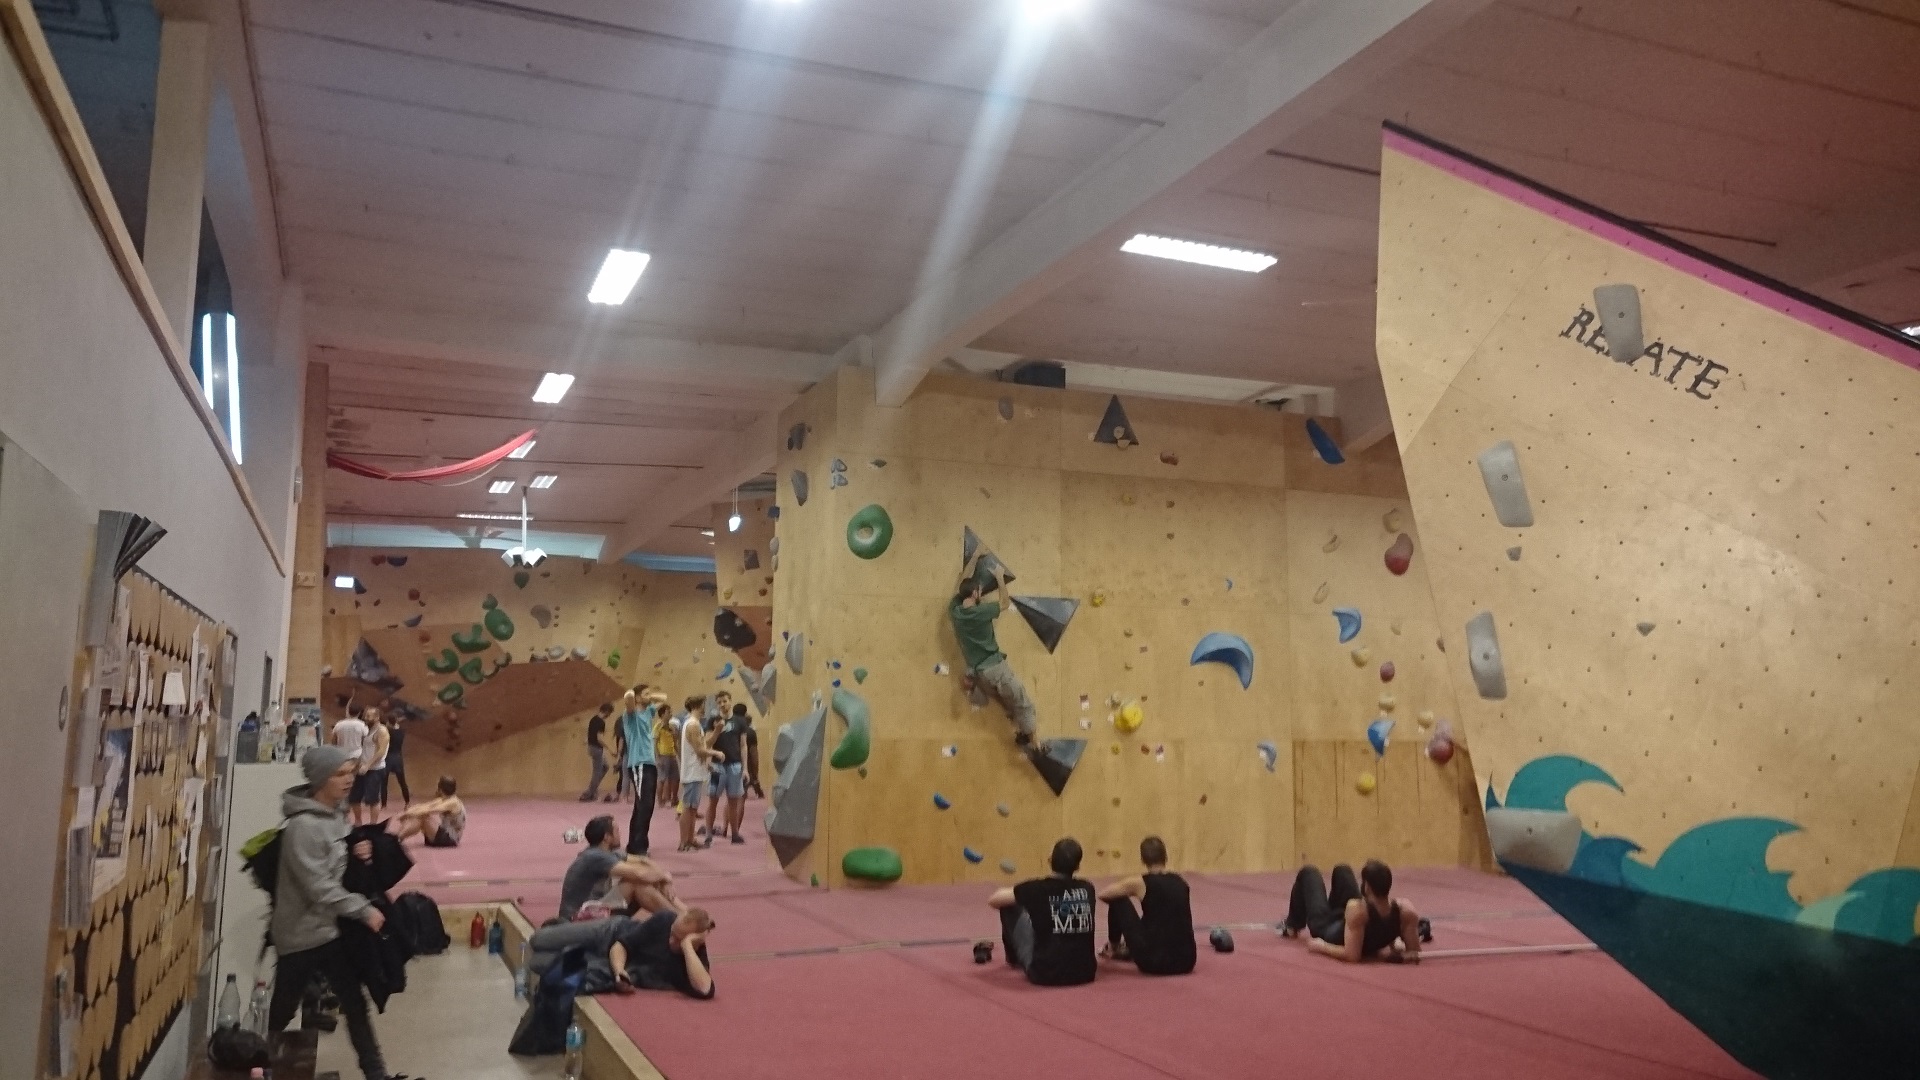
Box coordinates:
[1103,896,1146,962]
[998,905,1034,970]
[1284,864,1334,937]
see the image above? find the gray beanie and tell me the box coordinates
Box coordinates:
[301,744,354,791]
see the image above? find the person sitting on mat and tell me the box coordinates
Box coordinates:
[950,552,1038,746]
[988,837,1097,986]
[1281,860,1425,964]
[387,775,466,848]
[558,815,684,921]
[1096,835,1196,975]
[609,908,716,999]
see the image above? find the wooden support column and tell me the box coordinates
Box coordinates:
[285,360,329,702]
[141,16,212,349]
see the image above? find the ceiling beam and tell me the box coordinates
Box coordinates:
[308,303,839,388]
[600,410,779,561]
[868,0,1493,407]
[1749,183,1920,306]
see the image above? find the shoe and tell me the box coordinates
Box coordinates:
[702,837,714,849]
[1014,731,1033,747]
[677,843,692,852]
[730,834,745,845]
[577,794,594,802]
[1278,925,1299,939]
[1418,917,1432,944]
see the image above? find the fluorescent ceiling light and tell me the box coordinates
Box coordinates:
[1121,233,1277,273]
[508,439,536,459]
[1901,322,1920,338]
[488,479,515,495]
[456,512,527,521]
[1022,0,1085,17]
[532,372,575,404]
[530,474,559,489]
[728,512,742,532]
[700,529,716,538]
[200,313,215,407]
[333,575,356,589]
[587,248,650,305]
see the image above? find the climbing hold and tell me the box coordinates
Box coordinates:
[572,646,589,660]
[426,648,459,674]
[1507,547,1522,561]
[742,549,760,571]
[996,803,1011,817]
[514,571,530,589]
[1114,701,1144,733]
[481,594,498,610]
[1390,619,1403,635]
[962,847,985,864]
[829,688,872,769]
[869,459,886,469]
[1437,637,1446,652]
[845,504,894,559]
[1426,730,1455,765]
[388,556,408,567]
[403,614,423,628]
[831,660,842,670]
[1225,578,1234,591]
[830,458,846,473]
[1417,710,1435,728]
[1304,418,1344,464]
[716,662,734,681]
[933,663,949,676]
[1093,395,1138,447]
[960,526,1016,587]
[460,658,486,685]
[842,847,904,883]
[1189,632,1254,689]
[790,470,809,506]
[1593,283,1644,361]
[484,607,515,641]
[941,745,959,758]
[1637,621,1656,636]
[1012,596,1078,654]
[437,682,465,704]
[1379,661,1395,683]
[1484,808,1582,874]
[765,703,826,867]
[1256,740,1278,772]
[997,397,1014,420]
[608,651,621,669]
[1120,493,1134,505]
[856,766,866,777]
[1333,607,1363,643]
[1476,441,1534,527]
[1383,508,1403,534]
[1123,628,1134,638]
[1159,451,1179,466]
[829,473,848,489]
[408,588,422,602]
[1367,718,1394,756]
[1350,647,1371,666]
[714,609,758,651]
[547,645,567,660]
[1355,771,1377,795]
[853,667,868,684]
[786,422,809,451]
[933,793,952,810]
[1378,692,1396,712]
[785,633,805,675]
[1090,591,1106,607]
[1322,533,1340,553]
[1110,744,1121,755]
[1209,928,1235,953]
[1026,739,1086,797]
[530,605,552,628]
[452,625,490,653]
[1384,533,1415,576]
[1313,582,1329,604]
[1465,611,1508,699]
[999,860,1017,875]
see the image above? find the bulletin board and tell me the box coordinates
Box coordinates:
[43,568,233,1080]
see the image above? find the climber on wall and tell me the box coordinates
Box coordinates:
[950,551,1037,746]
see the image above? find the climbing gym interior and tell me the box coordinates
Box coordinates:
[2,2,1914,1079]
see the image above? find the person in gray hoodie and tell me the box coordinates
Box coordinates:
[266,745,396,1080]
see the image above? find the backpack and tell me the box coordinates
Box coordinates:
[241,825,283,898]
[393,892,450,956]
[508,946,590,1057]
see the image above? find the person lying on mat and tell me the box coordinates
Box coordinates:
[1281,860,1425,964]
[387,775,466,848]
[988,838,1097,986]
[609,908,716,999]
[1095,835,1195,975]
[558,815,684,921]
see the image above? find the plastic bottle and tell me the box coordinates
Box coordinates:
[215,974,241,1028]
[487,915,504,955]
[514,942,530,1000]
[468,912,486,948]
[561,1023,584,1080]
[249,1069,265,1080]
[246,979,270,1034]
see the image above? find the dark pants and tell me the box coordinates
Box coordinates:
[1285,864,1361,941]
[583,746,609,799]
[998,906,1034,971]
[381,757,409,806]
[1106,898,1193,975]
[625,764,658,855]
[269,938,385,1080]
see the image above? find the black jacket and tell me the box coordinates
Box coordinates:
[338,827,417,1011]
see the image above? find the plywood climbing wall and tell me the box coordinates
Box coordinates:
[770,369,1485,887]
[1376,124,1920,920]
[319,549,721,796]
[711,495,776,673]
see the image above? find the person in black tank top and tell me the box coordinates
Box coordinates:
[1282,860,1424,963]
[1097,836,1197,975]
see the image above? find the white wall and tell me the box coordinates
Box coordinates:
[0,38,297,1079]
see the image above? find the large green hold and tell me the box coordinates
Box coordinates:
[845,504,894,559]
[841,847,903,883]
[452,624,491,653]
[829,688,871,769]
[484,607,515,641]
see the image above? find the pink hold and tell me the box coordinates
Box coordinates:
[1426,736,1455,765]
[1385,533,1414,576]
[1379,661,1395,683]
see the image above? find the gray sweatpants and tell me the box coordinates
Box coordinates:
[973,658,1036,737]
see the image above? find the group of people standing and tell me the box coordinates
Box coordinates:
[581,686,761,855]
[330,704,464,846]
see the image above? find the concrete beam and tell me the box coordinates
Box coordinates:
[142,16,213,348]
[307,303,838,389]
[600,411,777,561]
[868,0,1492,406]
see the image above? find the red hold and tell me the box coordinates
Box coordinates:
[1385,533,1415,576]
[1379,661,1396,683]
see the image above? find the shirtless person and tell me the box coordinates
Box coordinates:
[388,776,465,848]
[1096,836,1196,975]
[1281,860,1426,964]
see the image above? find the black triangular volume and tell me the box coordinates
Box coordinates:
[1093,395,1137,446]
[1012,596,1079,654]
[962,526,981,566]
[962,526,1016,588]
[1026,738,1087,797]
[768,833,811,869]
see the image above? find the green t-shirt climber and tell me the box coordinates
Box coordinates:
[950,553,1037,743]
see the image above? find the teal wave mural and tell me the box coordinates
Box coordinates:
[1491,753,1919,945]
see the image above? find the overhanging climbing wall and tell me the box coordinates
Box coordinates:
[1377,124,1920,1077]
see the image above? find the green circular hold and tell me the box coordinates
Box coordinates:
[459,657,486,685]
[842,846,903,883]
[484,607,515,642]
[845,504,894,560]
[437,682,465,704]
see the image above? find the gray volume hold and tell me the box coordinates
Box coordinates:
[1593,284,1644,362]
[1476,441,1534,528]
[1465,611,1508,700]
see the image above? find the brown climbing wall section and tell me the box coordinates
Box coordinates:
[772,368,1485,887]
[318,548,720,795]
[1376,126,1920,906]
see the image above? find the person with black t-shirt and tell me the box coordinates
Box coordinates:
[703,704,750,843]
[581,703,612,802]
[1096,835,1196,975]
[1281,859,1425,964]
[608,908,716,999]
[988,837,1096,986]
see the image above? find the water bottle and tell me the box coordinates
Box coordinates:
[214,974,241,1029]
[487,916,504,955]
[246,979,270,1034]
[514,942,530,1000]
[561,1023,584,1080]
